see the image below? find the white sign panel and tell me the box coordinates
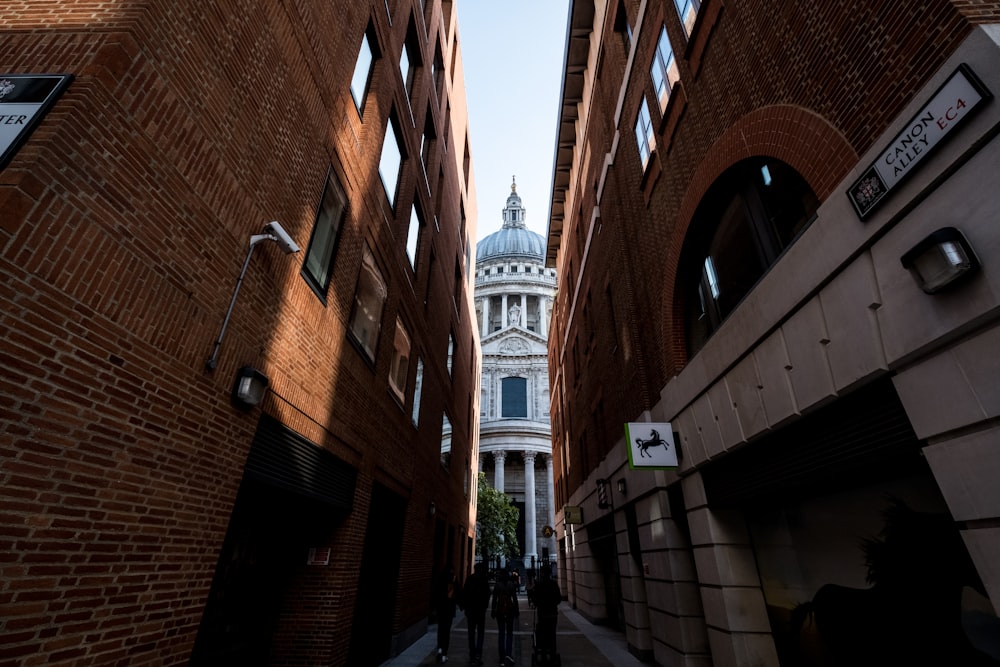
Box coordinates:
[625,422,678,470]
[848,64,991,220]
[0,74,73,170]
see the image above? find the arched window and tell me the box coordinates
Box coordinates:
[501,377,528,418]
[678,158,818,357]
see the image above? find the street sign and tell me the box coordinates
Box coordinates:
[0,73,73,170]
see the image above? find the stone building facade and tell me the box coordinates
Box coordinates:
[475,180,559,574]
[0,1,479,664]
[546,1,1000,666]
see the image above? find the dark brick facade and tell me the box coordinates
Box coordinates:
[1,1,479,664]
[547,0,979,504]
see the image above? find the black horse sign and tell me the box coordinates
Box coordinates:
[625,422,678,470]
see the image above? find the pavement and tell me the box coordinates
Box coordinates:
[380,593,649,667]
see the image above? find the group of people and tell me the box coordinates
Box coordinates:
[432,562,562,665]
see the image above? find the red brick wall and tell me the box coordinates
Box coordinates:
[549,0,976,490]
[1,0,478,664]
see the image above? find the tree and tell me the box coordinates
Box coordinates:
[475,472,520,563]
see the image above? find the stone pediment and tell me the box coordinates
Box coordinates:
[482,329,548,356]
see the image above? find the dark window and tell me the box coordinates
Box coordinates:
[501,377,528,418]
[302,168,347,299]
[679,158,818,357]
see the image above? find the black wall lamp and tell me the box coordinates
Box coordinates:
[900,227,980,294]
[617,478,627,495]
[205,221,300,372]
[232,366,269,409]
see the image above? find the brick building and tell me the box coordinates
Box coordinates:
[546,1,1000,665]
[1,1,479,664]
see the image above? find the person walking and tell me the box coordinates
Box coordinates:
[433,563,458,663]
[491,567,520,665]
[459,562,491,664]
[527,564,562,661]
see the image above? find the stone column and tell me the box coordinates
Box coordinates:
[481,296,491,337]
[501,294,508,329]
[524,451,537,565]
[493,450,506,495]
[539,296,548,338]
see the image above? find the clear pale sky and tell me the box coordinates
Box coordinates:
[456,0,572,244]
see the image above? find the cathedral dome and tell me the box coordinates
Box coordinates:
[476,177,546,262]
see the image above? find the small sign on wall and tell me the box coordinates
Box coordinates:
[0,73,73,170]
[307,547,331,565]
[625,422,678,470]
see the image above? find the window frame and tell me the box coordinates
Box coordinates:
[350,25,379,113]
[501,376,528,419]
[348,244,388,363]
[301,167,348,301]
[379,110,405,208]
[407,198,424,271]
[388,317,412,402]
[673,0,702,39]
[634,98,655,170]
[651,26,680,114]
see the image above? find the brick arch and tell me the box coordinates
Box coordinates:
[662,104,858,374]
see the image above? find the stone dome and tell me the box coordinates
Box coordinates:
[476,177,546,262]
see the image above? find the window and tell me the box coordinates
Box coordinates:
[401,20,422,102]
[440,412,451,469]
[614,1,632,53]
[447,333,454,376]
[349,245,387,361]
[674,0,701,38]
[432,42,445,99]
[351,25,378,112]
[420,111,436,178]
[651,27,679,113]
[302,168,347,297]
[679,158,819,357]
[412,358,423,426]
[407,200,423,270]
[634,98,654,169]
[379,111,403,207]
[389,317,411,401]
[501,377,528,418]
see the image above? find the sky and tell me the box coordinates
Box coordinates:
[455,0,572,244]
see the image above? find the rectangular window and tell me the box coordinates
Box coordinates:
[401,21,422,102]
[501,376,528,418]
[389,317,411,401]
[351,26,377,112]
[302,169,347,297]
[349,245,387,362]
[634,98,654,169]
[379,112,403,207]
[421,111,436,179]
[614,1,632,53]
[440,412,451,469]
[674,0,701,38]
[407,201,423,270]
[447,333,454,377]
[412,358,423,426]
[651,27,680,113]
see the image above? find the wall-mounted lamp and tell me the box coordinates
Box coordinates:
[900,227,979,294]
[205,221,301,371]
[429,501,437,517]
[231,366,269,409]
[617,478,627,495]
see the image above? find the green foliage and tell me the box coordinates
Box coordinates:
[475,472,520,561]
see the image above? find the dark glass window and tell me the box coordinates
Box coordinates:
[679,158,818,357]
[302,168,347,299]
[502,377,528,418]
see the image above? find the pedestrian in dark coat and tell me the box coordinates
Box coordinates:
[491,567,520,665]
[433,563,458,663]
[528,564,562,656]
[459,562,492,664]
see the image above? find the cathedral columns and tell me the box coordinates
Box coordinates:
[539,296,548,337]
[493,450,506,495]
[545,453,555,557]
[524,452,537,563]
[501,294,508,329]
[481,296,491,337]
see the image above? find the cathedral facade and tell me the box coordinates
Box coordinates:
[475,180,558,575]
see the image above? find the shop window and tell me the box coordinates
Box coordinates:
[679,158,818,357]
[302,167,347,299]
[348,245,387,362]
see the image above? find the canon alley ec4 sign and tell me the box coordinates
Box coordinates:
[848,64,991,220]
[0,74,73,170]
